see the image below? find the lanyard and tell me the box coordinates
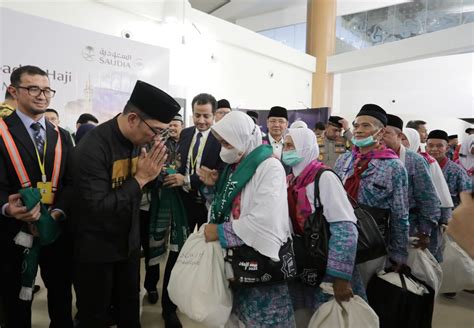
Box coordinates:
[189,134,206,173]
[0,119,63,192]
[33,138,47,183]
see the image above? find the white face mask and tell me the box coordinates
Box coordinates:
[220,147,242,164]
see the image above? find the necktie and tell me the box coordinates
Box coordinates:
[191,132,202,174]
[30,122,45,160]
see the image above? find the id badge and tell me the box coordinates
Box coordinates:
[37,182,54,205]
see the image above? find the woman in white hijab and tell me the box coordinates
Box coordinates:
[289,120,308,129]
[201,111,295,327]
[282,128,365,326]
[403,128,454,209]
[457,135,474,186]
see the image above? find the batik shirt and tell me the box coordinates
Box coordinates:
[441,159,473,208]
[335,153,409,264]
[403,149,441,235]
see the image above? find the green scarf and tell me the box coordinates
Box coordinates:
[16,187,60,300]
[148,171,189,265]
[210,145,273,224]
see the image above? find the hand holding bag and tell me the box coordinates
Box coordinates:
[406,245,443,296]
[168,227,232,327]
[308,283,379,328]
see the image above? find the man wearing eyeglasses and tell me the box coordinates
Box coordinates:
[71,80,180,327]
[263,106,291,174]
[161,93,224,328]
[0,65,75,327]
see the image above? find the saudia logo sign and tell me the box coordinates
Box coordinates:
[82,46,144,70]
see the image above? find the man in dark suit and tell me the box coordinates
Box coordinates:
[0,65,74,328]
[71,81,179,327]
[263,106,291,174]
[161,93,224,328]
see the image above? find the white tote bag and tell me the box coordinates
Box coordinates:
[440,235,474,293]
[406,246,443,297]
[308,283,379,328]
[168,228,232,327]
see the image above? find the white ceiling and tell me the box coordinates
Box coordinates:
[192,0,306,22]
[190,0,414,23]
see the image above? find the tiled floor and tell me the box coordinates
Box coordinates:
[30,259,474,327]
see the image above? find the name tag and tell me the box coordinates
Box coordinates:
[37,181,54,205]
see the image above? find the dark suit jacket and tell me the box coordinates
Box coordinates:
[262,134,291,175]
[177,126,225,191]
[0,112,74,243]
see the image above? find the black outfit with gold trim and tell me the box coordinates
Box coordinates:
[71,116,142,327]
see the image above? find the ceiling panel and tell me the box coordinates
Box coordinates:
[189,0,230,14]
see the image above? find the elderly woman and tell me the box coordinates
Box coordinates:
[282,128,365,326]
[201,111,295,327]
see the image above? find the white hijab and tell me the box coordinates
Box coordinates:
[290,120,308,129]
[287,128,320,177]
[212,111,262,157]
[211,111,290,259]
[459,135,474,171]
[404,128,420,152]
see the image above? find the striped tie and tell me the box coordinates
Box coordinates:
[30,122,45,160]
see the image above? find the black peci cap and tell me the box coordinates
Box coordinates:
[386,114,404,131]
[268,106,288,120]
[328,116,343,128]
[129,80,180,124]
[356,104,387,126]
[427,129,449,142]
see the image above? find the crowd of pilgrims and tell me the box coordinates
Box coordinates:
[0,65,473,328]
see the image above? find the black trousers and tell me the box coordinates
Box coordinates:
[0,230,73,328]
[139,210,160,292]
[74,250,140,328]
[74,251,141,328]
[179,190,208,232]
[161,251,179,315]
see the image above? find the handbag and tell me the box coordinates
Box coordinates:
[367,268,434,328]
[294,168,388,287]
[293,168,331,287]
[350,199,388,264]
[225,237,297,286]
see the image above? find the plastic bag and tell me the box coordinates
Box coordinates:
[447,191,474,259]
[308,283,379,328]
[168,228,232,327]
[440,235,474,293]
[406,246,443,296]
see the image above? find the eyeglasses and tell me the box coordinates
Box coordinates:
[136,113,169,141]
[16,86,56,98]
[268,119,287,125]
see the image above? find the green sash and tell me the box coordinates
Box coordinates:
[17,187,60,300]
[148,171,189,265]
[209,145,273,224]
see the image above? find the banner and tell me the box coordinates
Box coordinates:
[1,8,172,130]
[240,107,329,133]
